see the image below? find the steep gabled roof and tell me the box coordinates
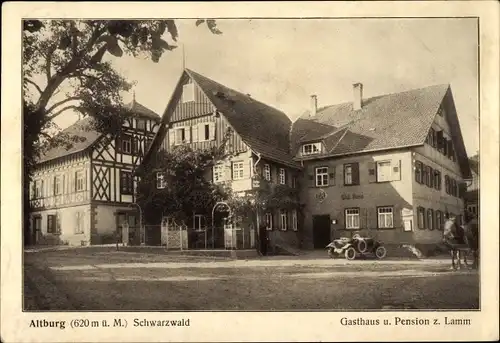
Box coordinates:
[185,69,298,167]
[291,84,472,178]
[37,100,159,165]
[145,69,300,168]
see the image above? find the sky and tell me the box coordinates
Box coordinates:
[53,18,479,156]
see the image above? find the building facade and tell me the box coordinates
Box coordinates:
[292,83,471,249]
[28,101,160,246]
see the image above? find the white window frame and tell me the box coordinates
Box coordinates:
[302,142,321,156]
[280,210,288,231]
[265,212,273,231]
[315,167,329,187]
[344,164,353,185]
[213,164,225,183]
[75,211,84,234]
[264,164,271,181]
[279,168,286,185]
[345,208,360,229]
[136,118,146,130]
[291,209,298,231]
[377,207,394,229]
[76,171,85,192]
[156,172,166,189]
[121,135,132,154]
[376,160,392,182]
[232,161,244,180]
[54,175,62,195]
[182,83,195,103]
[174,127,186,145]
[34,180,42,199]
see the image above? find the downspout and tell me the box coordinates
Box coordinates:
[251,149,262,252]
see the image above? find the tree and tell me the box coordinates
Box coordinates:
[22,19,222,245]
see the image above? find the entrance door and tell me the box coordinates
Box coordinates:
[32,216,42,245]
[312,215,331,249]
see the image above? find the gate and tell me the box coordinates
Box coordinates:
[161,217,188,250]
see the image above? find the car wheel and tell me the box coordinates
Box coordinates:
[375,246,387,259]
[345,247,357,260]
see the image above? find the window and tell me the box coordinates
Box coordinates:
[213,164,225,183]
[264,164,271,181]
[425,166,433,187]
[53,176,62,195]
[435,210,443,230]
[75,171,85,192]
[75,211,84,234]
[415,161,423,184]
[204,124,210,141]
[265,212,273,230]
[292,176,297,189]
[376,161,392,182]
[193,215,205,231]
[156,172,166,189]
[291,209,298,231]
[437,106,443,117]
[182,83,195,103]
[34,180,43,199]
[417,207,426,229]
[120,171,134,195]
[279,168,286,185]
[315,167,329,187]
[377,207,394,229]
[174,127,186,145]
[427,209,434,230]
[434,170,442,190]
[136,119,146,130]
[280,210,288,231]
[451,179,457,197]
[344,163,359,185]
[428,128,437,148]
[345,208,360,229]
[121,134,132,154]
[444,175,450,194]
[302,143,321,155]
[47,214,57,234]
[232,162,244,180]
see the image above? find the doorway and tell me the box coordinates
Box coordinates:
[32,215,42,245]
[312,215,331,249]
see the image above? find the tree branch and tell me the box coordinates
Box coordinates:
[24,78,43,94]
[45,44,57,82]
[46,105,84,122]
[46,96,83,115]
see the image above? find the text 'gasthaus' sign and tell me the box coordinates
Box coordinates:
[341,193,364,200]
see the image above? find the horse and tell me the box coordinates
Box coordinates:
[448,219,479,270]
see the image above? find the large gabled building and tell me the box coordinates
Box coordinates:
[27,100,161,246]
[291,83,472,248]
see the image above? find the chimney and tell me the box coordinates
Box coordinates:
[310,95,318,117]
[353,83,363,110]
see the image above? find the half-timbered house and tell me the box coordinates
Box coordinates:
[28,99,161,246]
[143,69,302,250]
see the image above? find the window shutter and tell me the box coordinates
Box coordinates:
[329,166,335,185]
[225,164,232,181]
[367,162,377,183]
[352,163,360,185]
[40,179,44,197]
[308,166,315,187]
[53,176,57,195]
[391,160,401,181]
[191,124,199,142]
[208,122,216,141]
[429,167,434,188]
[436,131,443,151]
[29,182,35,199]
[168,129,175,146]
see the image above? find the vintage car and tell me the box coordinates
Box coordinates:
[326,234,387,260]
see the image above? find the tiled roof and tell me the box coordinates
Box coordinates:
[128,100,161,120]
[37,101,159,164]
[293,84,449,156]
[37,116,100,163]
[291,84,472,178]
[186,69,300,168]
